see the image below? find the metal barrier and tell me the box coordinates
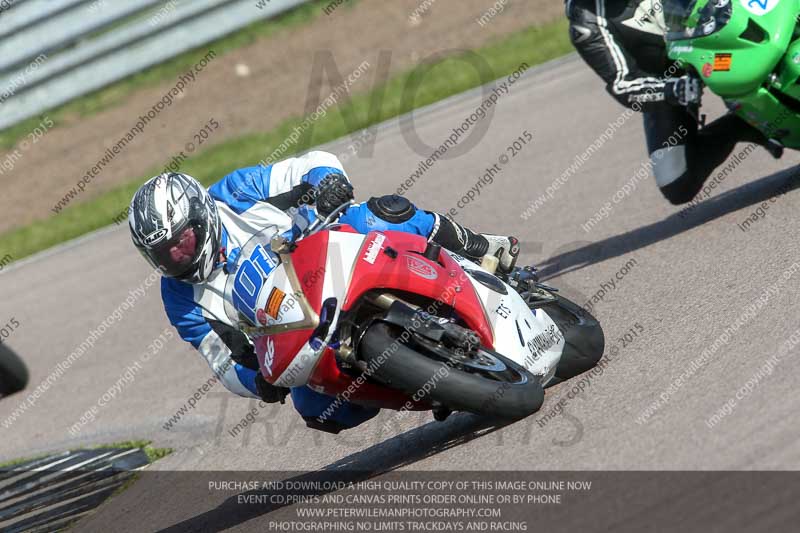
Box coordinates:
[0,0,310,130]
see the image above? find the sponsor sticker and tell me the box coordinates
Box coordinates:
[405,255,438,280]
[265,287,286,319]
[702,62,714,78]
[740,0,779,16]
[263,337,274,376]
[363,233,386,264]
[670,44,694,54]
[713,53,732,71]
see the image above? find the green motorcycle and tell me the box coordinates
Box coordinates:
[665,0,800,147]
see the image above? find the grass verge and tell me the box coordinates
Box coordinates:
[0,19,572,265]
[90,439,173,463]
[0,439,172,468]
[0,0,349,150]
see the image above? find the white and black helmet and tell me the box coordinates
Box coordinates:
[129,173,221,283]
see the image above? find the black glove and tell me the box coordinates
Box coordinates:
[665,75,702,107]
[315,172,354,217]
[254,373,289,404]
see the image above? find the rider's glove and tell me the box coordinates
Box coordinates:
[254,373,290,404]
[664,75,702,107]
[314,172,354,218]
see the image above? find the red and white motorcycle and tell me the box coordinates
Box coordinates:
[224,204,604,420]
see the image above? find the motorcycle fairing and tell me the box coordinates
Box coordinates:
[243,226,566,409]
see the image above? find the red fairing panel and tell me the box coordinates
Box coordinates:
[343,230,494,347]
[254,231,329,381]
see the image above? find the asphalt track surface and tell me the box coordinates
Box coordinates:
[3,55,800,531]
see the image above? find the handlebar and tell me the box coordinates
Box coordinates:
[270,200,354,256]
[299,200,354,240]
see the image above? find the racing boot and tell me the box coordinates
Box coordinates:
[428,214,520,273]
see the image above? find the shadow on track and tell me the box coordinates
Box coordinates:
[536,164,800,280]
[158,413,510,532]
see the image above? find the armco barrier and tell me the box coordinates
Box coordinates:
[0,0,310,130]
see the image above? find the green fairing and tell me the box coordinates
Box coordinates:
[666,0,800,148]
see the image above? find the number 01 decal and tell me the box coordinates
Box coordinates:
[232,244,277,325]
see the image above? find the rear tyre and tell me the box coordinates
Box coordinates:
[0,344,28,398]
[534,293,604,381]
[359,322,544,419]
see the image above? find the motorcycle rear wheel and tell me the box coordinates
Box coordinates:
[359,322,544,419]
[0,344,29,398]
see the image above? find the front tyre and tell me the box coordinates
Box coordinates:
[359,322,544,419]
[0,344,28,398]
[534,293,604,381]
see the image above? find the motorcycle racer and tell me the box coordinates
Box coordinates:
[565,0,782,205]
[128,151,520,433]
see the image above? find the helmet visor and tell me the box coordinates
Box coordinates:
[147,221,209,279]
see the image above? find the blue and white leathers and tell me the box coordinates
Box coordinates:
[160,152,434,429]
[339,202,435,236]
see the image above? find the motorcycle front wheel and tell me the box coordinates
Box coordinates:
[359,322,544,419]
[531,293,605,383]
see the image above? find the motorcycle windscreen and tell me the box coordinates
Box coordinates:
[664,0,732,41]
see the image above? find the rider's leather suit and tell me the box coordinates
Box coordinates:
[566,0,772,204]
